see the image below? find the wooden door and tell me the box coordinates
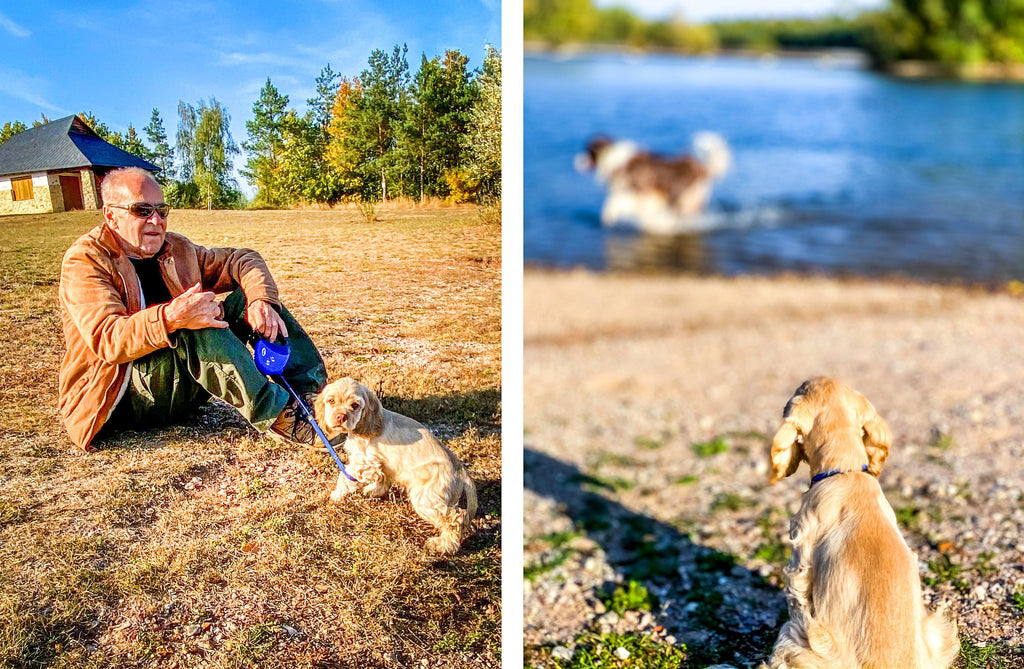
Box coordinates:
[60,175,84,211]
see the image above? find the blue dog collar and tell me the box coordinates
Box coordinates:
[811,464,869,485]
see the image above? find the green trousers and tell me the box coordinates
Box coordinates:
[108,288,327,433]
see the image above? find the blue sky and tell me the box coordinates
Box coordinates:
[0,0,500,192]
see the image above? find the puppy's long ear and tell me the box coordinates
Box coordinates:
[353,384,384,437]
[861,400,891,477]
[770,420,804,485]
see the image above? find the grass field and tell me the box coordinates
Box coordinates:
[0,204,501,668]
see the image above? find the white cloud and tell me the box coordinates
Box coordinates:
[216,51,314,69]
[0,70,68,114]
[0,11,30,37]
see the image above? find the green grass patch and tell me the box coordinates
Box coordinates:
[691,437,728,458]
[634,435,665,451]
[599,580,657,615]
[957,637,1014,669]
[571,472,635,493]
[672,475,699,486]
[550,633,688,669]
[525,531,584,582]
[588,451,639,469]
[923,554,969,591]
[239,476,271,499]
[752,541,790,566]
[709,492,755,512]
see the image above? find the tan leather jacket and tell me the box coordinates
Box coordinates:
[58,223,281,451]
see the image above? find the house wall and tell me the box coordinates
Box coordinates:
[81,168,99,209]
[0,169,103,216]
[0,173,58,215]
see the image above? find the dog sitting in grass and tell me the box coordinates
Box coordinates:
[314,377,477,555]
[767,377,958,669]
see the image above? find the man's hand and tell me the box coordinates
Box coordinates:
[247,299,288,343]
[164,282,228,333]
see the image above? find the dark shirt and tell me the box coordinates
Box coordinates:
[129,257,172,306]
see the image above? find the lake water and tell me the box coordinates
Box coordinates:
[524,52,1024,284]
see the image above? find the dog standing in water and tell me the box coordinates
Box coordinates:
[575,132,731,233]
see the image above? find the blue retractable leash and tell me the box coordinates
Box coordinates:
[254,338,356,482]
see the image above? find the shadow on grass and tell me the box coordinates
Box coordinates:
[93,386,500,453]
[524,447,786,667]
[381,388,501,427]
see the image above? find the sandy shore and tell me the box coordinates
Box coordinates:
[524,269,1024,666]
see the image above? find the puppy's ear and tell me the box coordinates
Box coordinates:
[353,384,384,436]
[861,400,891,476]
[769,420,804,485]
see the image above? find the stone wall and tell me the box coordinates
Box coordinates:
[81,168,99,209]
[0,173,56,216]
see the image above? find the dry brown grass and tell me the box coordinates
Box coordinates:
[0,205,501,668]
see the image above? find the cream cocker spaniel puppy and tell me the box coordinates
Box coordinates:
[314,378,477,555]
[767,377,958,669]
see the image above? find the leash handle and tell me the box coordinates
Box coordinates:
[277,375,357,482]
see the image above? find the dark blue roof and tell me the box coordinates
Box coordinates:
[0,115,158,177]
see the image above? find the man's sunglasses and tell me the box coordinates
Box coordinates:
[109,202,171,218]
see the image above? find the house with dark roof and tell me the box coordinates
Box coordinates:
[0,114,159,216]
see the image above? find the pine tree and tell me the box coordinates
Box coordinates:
[242,78,291,207]
[120,124,149,159]
[0,120,27,145]
[80,112,112,140]
[278,111,341,204]
[402,50,477,201]
[144,108,175,182]
[345,44,410,201]
[307,64,341,130]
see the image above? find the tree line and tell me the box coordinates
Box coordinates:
[0,44,501,209]
[525,0,1024,67]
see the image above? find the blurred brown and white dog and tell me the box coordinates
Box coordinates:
[767,377,958,669]
[574,132,730,233]
[314,378,477,555]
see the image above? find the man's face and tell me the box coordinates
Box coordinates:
[103,176,167,258]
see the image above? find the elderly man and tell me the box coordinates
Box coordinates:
[58,167,324,452]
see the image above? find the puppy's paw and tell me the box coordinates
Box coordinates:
[330,480,358,503]
[425,535,461,556]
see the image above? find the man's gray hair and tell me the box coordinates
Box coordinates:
[100,167,161,204]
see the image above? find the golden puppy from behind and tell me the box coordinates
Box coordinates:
[314,377,477,555]
[768,377,957,669]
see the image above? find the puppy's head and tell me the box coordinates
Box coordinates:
[769,377,891,484]
[573,135,614,173]
[314,377,384,438]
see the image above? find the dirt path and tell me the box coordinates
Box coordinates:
[524,270,1024,667]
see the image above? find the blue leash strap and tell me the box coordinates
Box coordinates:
[277,375,357,482]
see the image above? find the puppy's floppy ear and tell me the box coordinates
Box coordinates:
[770,420,804,485]
[770,385,812,485]
[353,383,384,436]
[860,399,891,476]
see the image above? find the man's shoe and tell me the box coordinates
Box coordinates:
[268,399,315,446]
